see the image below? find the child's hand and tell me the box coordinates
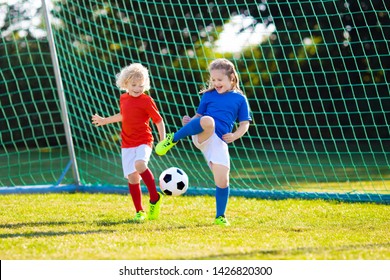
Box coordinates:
[91,114,105,126]
[222,133,235,143]
[182,115,191,126]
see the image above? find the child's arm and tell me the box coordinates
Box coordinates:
[92,113,122,127]
[222,120,250,143]
[155,120,166,142]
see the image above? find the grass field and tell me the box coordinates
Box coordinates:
[1,192,389,260]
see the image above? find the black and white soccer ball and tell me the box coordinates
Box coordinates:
[159,167,189,196]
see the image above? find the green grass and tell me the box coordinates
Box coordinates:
[0,193,389,260]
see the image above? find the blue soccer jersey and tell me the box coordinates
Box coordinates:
[196,89,252,140]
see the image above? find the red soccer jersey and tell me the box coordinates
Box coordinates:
[119,93,162,148]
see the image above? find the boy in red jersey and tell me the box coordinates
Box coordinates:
[92,63,165,222]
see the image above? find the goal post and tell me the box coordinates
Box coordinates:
[0,0,389,203]
[41,0,80,187]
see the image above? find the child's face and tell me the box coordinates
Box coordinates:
[125,77,145,97]
[210,69,233,94]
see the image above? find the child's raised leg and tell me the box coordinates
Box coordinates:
[155,116,215,156]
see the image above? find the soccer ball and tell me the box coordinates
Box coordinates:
[159,167,189,196]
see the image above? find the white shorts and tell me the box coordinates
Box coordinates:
[121,144,152,178]
[192,133,230,169]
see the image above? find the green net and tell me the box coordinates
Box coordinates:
[1,0,389,203]
[0,0,68,186]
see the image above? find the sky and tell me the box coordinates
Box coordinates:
[0,0,50,39]
[214,14,275,53]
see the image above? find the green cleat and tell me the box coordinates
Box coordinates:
[155,133,177,156]
[148,192,163,220]
[214,216,230,226]
[133,211,147,223]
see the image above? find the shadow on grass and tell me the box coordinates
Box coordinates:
[0,219,144,229]
[95,219,141,226]
[0,219,214,239]
[0,219,138,239]
[95,219,215,229]
[201,242,390,259]
[0,221,81,229]
[0,229,115,239]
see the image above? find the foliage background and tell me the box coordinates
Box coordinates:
[1,0,389,149]
[1,0,389,191]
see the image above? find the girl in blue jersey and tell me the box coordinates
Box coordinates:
[155,58,251,226]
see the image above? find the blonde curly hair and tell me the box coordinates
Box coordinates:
[115,63,151,92]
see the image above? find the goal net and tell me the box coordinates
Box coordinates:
[1,0,389,202]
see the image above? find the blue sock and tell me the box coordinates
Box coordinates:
[215,186,230,218]
[173,117,203,142]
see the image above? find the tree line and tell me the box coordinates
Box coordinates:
[1,0,389,149]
